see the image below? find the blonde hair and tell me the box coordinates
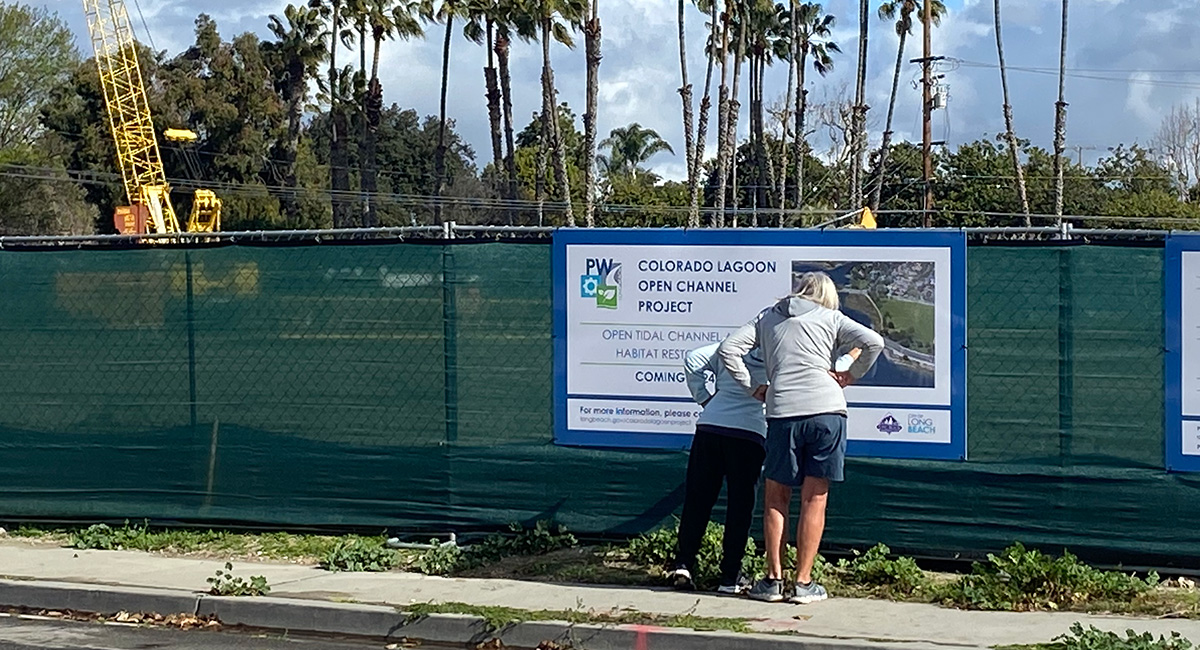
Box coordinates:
[791,271,840,310]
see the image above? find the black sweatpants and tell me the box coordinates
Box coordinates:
[673,425,766,586]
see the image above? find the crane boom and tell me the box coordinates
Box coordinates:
[82,0,220,235]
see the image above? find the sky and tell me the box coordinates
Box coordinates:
[47,0,1200,181]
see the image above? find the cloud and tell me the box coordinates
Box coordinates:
[50,0,1200,177]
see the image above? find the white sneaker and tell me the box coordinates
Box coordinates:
[670,568,695,591]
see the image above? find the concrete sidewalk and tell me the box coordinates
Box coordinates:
[1,539,1196,650]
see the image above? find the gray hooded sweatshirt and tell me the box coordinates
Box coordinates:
[718,297,885,419]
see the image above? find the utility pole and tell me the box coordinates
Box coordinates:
[921,0,933,227]
[911,1,946,227]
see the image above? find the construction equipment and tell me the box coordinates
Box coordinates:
[82,0,221,235]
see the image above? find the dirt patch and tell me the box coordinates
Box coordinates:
[455,547,659,586]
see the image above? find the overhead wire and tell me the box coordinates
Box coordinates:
[129,0,158,53]
[11,162,1193,225]
[951,58,1200,91]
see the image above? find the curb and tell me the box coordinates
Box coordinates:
[0,579,973,650]
[0,579,200,616]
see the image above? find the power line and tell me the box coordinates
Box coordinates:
[129,0,158,53]
[952,58,1200,91]
[956,60,1200,76]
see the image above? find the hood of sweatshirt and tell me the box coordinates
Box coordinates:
[774,296,822,318]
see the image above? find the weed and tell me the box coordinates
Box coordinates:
[412,540,464,575]
[407,602,530,632]
[942,543,1158,611]
[206,562,270,597]
[623,523,676,567]
[466,521,578,566]
[626,521,752,589]
[70,523,124,550]
[625,520,828,590]
[413,521,577,576]
[835,544,928,597]
[402,601,749,634]
[319,538,398,572]
[1000,623,1196,650]
[1054,624,1193,650]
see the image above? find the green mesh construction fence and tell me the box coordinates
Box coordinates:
[0,240,1193,567]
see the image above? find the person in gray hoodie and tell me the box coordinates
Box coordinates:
[718,271,884,604]
[669,342,768,593]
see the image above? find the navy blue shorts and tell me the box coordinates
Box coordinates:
[764,413,847,486]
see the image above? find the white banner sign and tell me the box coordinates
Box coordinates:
[553,229,967,460]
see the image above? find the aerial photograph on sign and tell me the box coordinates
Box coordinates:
[792,260,935,388]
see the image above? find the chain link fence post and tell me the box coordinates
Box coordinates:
[1057,247,1076,465]
[185,250,198,430]
[442,222,459,444]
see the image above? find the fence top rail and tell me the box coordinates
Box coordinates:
[0,223,1186,248]
[0,226,446,247]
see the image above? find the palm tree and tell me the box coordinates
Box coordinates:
[777,0,796,221]
[582,0,602,227]
[763,2,791,216]
[489,3,526,207]
[310,0,353,226]
[1052,0,1068,223]
[994,0,1030,222]
[342,0,370,227]
[528,0,585,226]
[319,65,362,225]
[869,0,944,212]
[689,0,720,228]
[362,0,427,226]
[678,0,697,225]
[464,0,504,193]
[432,0,461,223]
[265,4,329,224]
[681,0,729,226]
[721,2,747,225]
[791,3,838,209]
[745,0,786,222]
[598,123,675,179]
[849,0,869,209]
[712,1,733,226]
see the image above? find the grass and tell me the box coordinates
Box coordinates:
[9,521,1200,624]
[403,601,750,634]
[877,296,935,345]
[8,522,400,565]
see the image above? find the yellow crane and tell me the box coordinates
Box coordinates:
[82,0,221,235]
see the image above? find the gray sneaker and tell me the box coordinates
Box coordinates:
[789,581,828,604]
[746,578,784,602]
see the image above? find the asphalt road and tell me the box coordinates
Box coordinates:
[0,613,478,650]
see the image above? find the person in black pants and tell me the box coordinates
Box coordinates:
[670,342,768,594]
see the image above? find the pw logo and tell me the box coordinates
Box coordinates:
[580,258,621,309]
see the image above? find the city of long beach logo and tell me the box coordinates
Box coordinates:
[581,258,621,309]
